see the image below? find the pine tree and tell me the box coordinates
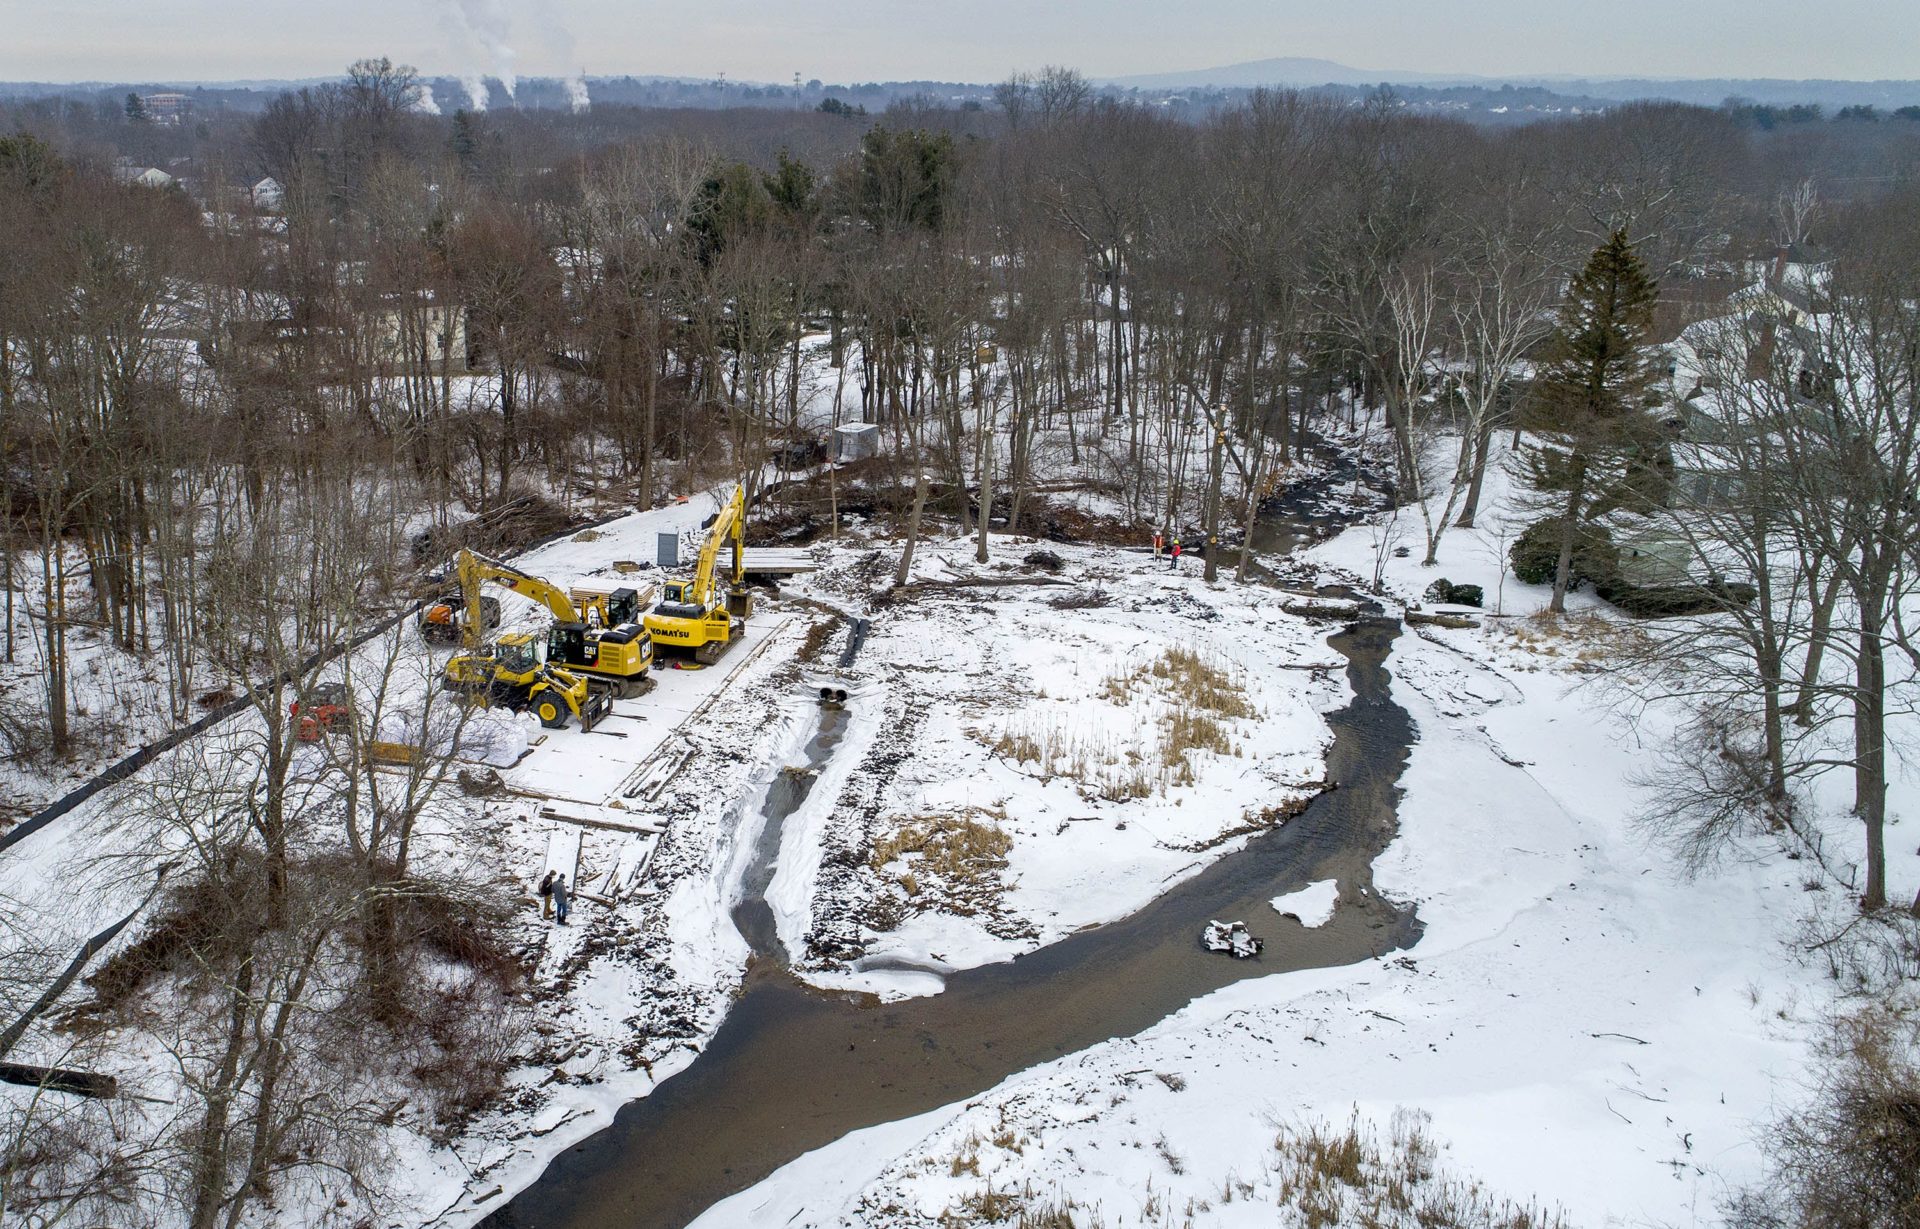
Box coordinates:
[449,110,481,171]
[1521,229,1669,612]
[124,91,148,123]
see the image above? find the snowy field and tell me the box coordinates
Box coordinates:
[685,447,1916,1229]
[11,431,1912,1229]
[770,532,1346,996]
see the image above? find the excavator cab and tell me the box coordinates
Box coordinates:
[547,622,596,668]
[570,583,645,630]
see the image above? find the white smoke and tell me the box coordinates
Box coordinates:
[441,0,517,107]
[413,82,442,114]
[436,0,588,113]
[536,10,589,113]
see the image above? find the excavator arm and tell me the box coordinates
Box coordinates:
[456,548,584,648]
[689,486,747,609]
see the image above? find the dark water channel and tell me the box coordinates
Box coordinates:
[483,612,1419,1229]
[729,710,849,964]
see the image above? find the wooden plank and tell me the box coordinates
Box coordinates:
[542,825,582,885]
[741,548,818,574]
[536,805,666,835]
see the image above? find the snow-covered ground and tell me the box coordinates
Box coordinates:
[686,444,1914,1229]
[13,425,1911,1229]
[769,532,1345,996]
[2,472,1363,1228]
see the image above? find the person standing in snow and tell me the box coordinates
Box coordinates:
[552,874,571,926]
[1169,537,1183,571]
[538,870,556,919]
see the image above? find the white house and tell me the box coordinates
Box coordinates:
[251,177,285,213]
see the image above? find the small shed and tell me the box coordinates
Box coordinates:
[833,422,880,463]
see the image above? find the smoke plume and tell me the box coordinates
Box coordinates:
[441,0,517,106]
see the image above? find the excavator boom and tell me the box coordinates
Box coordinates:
[456,548,583,646]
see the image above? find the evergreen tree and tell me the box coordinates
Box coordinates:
[686,161,775,265]
[762,151,817,227]
[449,109,482,171]
[857,126,956,234]
[124,91,147,123]
[1520,229,1669,612]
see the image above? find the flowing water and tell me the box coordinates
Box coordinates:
[482,612,1417,1229]
[728,709,849,964]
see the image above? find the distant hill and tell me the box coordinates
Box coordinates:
[1104,57,1920,109]
[1106,56,1471,90]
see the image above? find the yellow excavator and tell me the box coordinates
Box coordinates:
[645,485,753,664]
[432,549,654,698]
[433,552,639,731]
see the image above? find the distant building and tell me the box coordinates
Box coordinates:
[141,92,191,125]
[251,177,284,212]
[131,167,175,190]
[833,422,880,462]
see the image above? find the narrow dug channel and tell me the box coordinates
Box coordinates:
[729,708,849,964]
[484,615,1419,1229]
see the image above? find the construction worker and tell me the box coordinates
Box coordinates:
[538,871,556,919]
[1169,536,1183,571]
[552,874,571,926]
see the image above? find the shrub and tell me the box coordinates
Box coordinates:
[1509,517,1619,589]
[1727,1005,1920,1229]
[1422,578,1485,608]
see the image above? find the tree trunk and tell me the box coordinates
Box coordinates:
[1457,415,1495,528]
[1854,610,1888,911]
[189,955,254,1229]
[1549,459,1588,615]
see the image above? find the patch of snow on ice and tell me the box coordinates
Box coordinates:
[1271,878,1338,927]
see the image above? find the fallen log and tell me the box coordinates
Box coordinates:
[0,1061,118,1098]
[1406,610,1481,629]
[1283,600,1361,620]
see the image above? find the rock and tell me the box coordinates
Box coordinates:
[1023,549,1065,573]
[1201,919,1263,958]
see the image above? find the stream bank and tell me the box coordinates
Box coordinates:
[482,613,1418,1229]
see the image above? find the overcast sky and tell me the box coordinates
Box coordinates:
[7,0,1917,85]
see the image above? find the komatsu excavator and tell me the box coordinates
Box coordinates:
[430,549,653,698]
[645,485,753,664]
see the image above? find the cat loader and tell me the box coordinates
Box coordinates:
[645,485,753,664]
[440,633,611,731]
